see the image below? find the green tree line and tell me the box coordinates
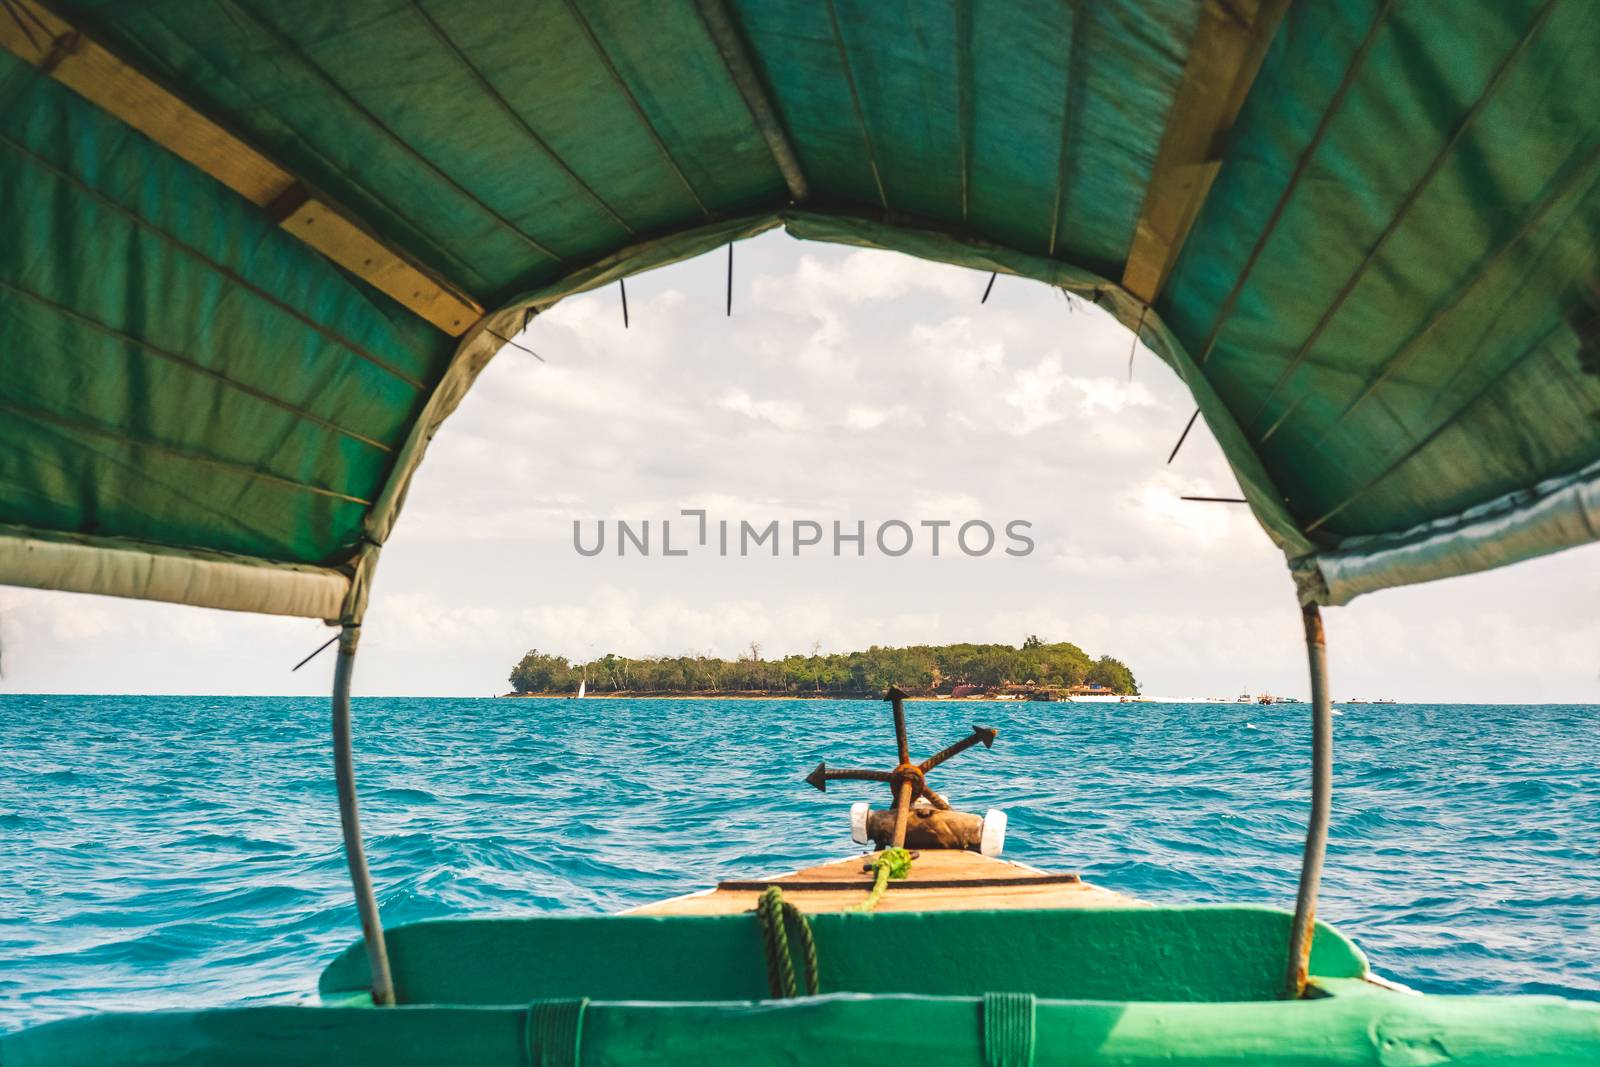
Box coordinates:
[508,635,1138,696]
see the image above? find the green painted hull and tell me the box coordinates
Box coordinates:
[7,990,1598,1066]
[7,906,1597,1064]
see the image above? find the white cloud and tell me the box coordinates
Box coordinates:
[1002,355,1071,434]
[716,388,808,430]
[1074,376,1157,416]
[1116,471,1246,549]
[752,250,975,311]
[912,316,1006,382]
[50,604,122,641]
[844,404,923,431]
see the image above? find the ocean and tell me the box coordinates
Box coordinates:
[2,695,1596,1030]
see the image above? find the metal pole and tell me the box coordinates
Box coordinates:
[1285,603,1333,998]
[332,625,395,1005]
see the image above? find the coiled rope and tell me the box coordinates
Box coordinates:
[756,886,819,998]
[754,848,913,998]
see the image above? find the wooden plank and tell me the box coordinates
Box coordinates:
[0,0,483,335]
[774,850,1027,884]
[272,187,479,335]
[627,851,1140,916]
[1120,0,1289,304]
[717,873,1082,891]
[0,0,290,202]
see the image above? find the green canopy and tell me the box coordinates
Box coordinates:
[1,0,1596,621]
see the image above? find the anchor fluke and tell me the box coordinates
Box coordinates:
[919,724,1002,773]
[803,763,893,791]
[806,761,829,792]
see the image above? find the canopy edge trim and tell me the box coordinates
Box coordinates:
[1292,456,1600,606]
[0,523,349,620]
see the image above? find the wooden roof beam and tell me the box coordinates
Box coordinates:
[1121,0,1289,306]
[0,0,483,336]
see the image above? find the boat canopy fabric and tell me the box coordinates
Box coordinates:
[1,0,1596,620]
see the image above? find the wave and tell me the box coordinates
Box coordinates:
[1,694,1595,1026]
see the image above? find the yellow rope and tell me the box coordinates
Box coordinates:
[854,847,913,912]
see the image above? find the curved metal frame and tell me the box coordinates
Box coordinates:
[1286,603,1333,998]
[332,624,395,1005]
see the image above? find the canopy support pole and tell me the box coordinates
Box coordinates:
[332,624,395,1006]
[1285,603,1333,998]
[693,0,808,203]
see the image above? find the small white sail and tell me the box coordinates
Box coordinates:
[577,678,586,699]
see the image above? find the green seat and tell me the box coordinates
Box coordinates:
[320,906,1366,1005]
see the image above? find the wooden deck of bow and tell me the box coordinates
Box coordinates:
[625,850,1138,916]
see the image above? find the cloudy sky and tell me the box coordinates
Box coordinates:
[1,233,1594,701]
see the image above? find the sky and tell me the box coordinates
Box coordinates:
[1,232,1595,702]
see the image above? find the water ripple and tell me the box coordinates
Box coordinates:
[1,695,1596,1029]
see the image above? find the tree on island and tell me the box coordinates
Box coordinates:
[508,649,572,694]
[1087,655,1138,694]
[508,638,1139,697]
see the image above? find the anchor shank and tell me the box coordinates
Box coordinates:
[888,686,910,765]
[890,778,913,849]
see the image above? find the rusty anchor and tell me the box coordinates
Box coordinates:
[804,686,1005,854]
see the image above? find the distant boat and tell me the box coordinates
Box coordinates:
[577,678,587,699]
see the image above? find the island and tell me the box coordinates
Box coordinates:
[504,636,1138,699]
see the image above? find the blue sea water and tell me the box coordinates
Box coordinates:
[2,695,1596,1030]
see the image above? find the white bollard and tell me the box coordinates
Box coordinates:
[849,802,871,845]
[980,808,1007,857]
